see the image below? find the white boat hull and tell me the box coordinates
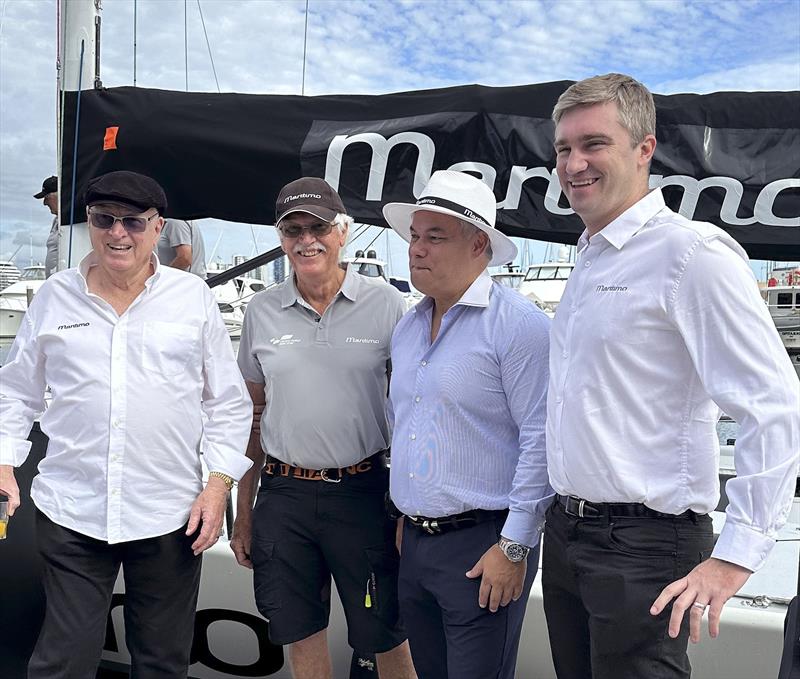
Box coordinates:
[99,503,797,678]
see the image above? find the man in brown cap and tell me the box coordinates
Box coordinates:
[0,170,253,678]
[231,177,416,679]
[33,175,59,277]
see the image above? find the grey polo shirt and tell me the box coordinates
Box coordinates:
[238,265,406,469]
[156,219,207,278]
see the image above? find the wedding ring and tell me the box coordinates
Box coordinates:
[692,602,708,611]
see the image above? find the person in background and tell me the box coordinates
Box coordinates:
[156,217,207,278]
[33,175,59,277]
[231,177,416,679]
[0,170,252,678]
[383,170,552,679]
[543,72,800,679]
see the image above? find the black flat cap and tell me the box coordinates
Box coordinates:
[34,175,58,199]
[85,171,168,213]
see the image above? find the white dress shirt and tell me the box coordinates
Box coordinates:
[547,189,800,572]
[0,254,252,543]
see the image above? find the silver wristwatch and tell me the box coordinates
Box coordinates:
[498,536,530,563]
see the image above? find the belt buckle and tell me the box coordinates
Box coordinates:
[320,468,341,483]
[422,519,440,535]
[577,499,585,518]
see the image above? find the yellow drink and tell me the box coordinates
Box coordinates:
[0,518,7,540]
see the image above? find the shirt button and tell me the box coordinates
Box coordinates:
[410,434,416,440]
[111,488,118,495]
[409,473,414,479]
[421,360,427,366]
[584,260,591,267]
[414,396,421,403]
[561,351,568,359]
[112,419,120,428]
[555,396,563,404]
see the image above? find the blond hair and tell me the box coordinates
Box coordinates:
[552,73,655,145]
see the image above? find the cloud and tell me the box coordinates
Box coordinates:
[1,0,797,273]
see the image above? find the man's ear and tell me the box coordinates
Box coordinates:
[638,134,657,167]
[473,230,490,259]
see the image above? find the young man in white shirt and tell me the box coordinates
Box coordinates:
[0,170,252,678]
[543,73,800,679]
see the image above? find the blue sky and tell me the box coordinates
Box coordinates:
[1,0,798,277]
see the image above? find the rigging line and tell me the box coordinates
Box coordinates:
[133,0,137,86]
[184,0,188,91]
[196,0,220,93]
[301,0,309,95]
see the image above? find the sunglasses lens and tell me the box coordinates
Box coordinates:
[281,222,333,238]
[122,217,147,232]
[91,212,116,229]
[311,224,332,237]
[282,225,303,238]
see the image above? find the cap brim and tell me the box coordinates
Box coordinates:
[276,205,339,227]
[33,191,47,199]
[382,202,517,267]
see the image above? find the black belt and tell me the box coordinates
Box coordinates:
[264,451,386,483]
[557,495,697,520]
[405,508,508,535]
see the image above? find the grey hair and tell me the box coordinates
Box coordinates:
[458,219,493,262]
[332,212,353,233]
[552,73,656,146]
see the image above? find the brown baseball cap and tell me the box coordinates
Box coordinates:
[275,177,345,227]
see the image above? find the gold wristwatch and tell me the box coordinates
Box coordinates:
[208,471,234,491]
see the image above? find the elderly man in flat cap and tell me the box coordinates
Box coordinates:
[0,170,252,678]
[383,170,553,679]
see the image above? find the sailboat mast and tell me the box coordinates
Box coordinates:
[57,0,101,270]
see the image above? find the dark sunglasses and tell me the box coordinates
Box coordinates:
[88,209,158,233]
[279,221,335,239]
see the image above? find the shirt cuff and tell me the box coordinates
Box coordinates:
[501,507,543,548]
[203,448,253,482]
[711,520,775,572]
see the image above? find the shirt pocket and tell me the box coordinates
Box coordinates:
[142,321,200,377]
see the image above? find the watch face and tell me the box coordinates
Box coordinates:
[504,542,528,562]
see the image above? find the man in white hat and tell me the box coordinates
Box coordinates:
[383,170,553,679]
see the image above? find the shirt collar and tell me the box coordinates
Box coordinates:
[414,271,492,314]
[77,252,161,293]
[595,188,666,250]
[281,264,358,309]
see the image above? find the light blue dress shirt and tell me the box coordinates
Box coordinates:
[389,272,553,547]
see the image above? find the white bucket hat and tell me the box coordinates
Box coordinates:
[382,170,518,267]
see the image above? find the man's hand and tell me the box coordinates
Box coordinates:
[186,476,230,556]
[650,557,752,643]
[466,543,527,612]
[0,465,20,515]
[230,512,253,568]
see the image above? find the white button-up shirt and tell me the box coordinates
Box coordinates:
[0,254,252,543]
[547,189,800,572]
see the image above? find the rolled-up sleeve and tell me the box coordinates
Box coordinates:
[200,292,253,481]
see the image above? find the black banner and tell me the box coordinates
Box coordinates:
[61,83,800,260]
